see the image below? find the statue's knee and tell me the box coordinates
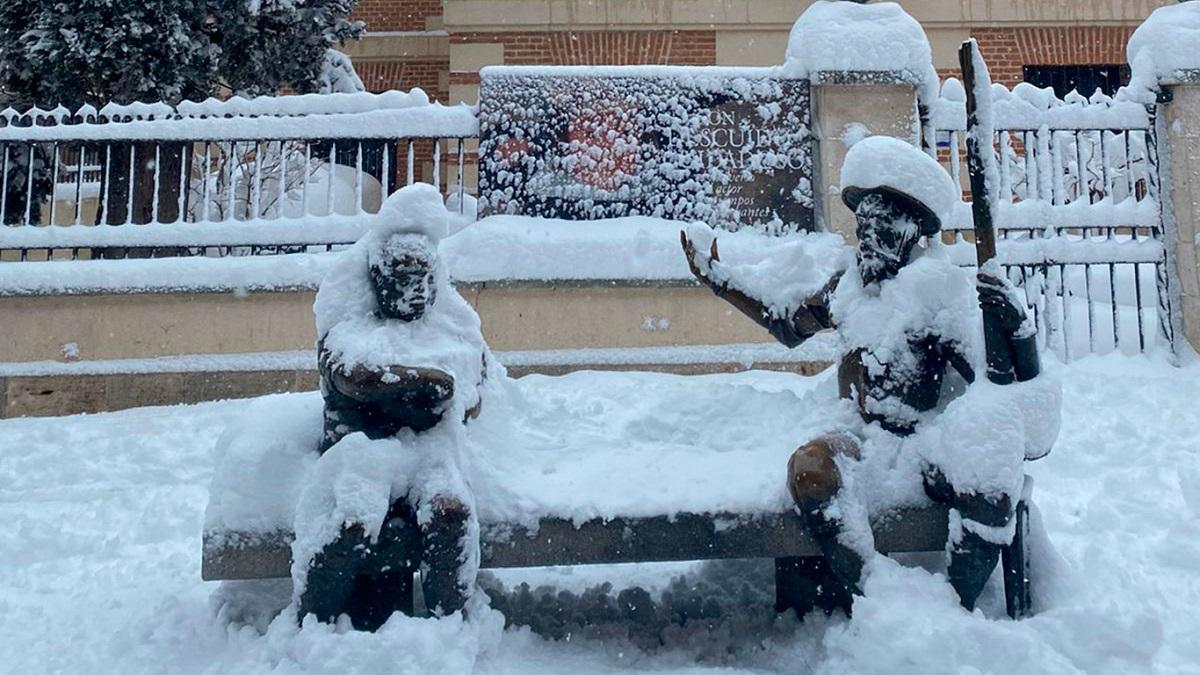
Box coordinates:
[955,491,1012,529]
[427,494,470,527]
[788,433,860,511]
[923,466,1012,528]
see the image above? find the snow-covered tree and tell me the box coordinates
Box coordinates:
[0,0,363,227]
[319,49,367,94]
[0,1,216,109]
[215,0,364,97]
[0,0,363,108]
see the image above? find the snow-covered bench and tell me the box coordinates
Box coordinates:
[202,374,1036,619]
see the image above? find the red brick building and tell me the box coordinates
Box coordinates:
[343,0,1170,104]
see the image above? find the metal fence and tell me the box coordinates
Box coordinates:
[0,86,1177,360]
[926,86,1171,359]
[0,93,478,261]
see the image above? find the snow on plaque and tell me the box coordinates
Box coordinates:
[477,66,815,233]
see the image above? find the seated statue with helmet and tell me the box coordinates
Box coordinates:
[682,135,1047,613]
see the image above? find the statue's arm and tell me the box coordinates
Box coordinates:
[319,342,456,405]
[941,339,977,385]
[681,232,838,348]
[762,272,841,347]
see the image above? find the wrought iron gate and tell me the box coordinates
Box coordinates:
[926,81,1172,360]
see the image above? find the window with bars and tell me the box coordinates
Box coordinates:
[1022,64,1131,99]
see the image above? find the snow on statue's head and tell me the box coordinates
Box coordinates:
[839,135,957,286]
[369,233,439,321]
[367,183,449,321]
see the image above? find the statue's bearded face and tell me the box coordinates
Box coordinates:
[369,234,438,321]
[855,193,921,287]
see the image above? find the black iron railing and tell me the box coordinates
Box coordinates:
[0,93,478,261]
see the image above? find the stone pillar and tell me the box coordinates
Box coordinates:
[1162,76,1200,352]
[811,72,920,241]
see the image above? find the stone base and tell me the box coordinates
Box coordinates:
[0,369,320,418]
[0,357,831,419]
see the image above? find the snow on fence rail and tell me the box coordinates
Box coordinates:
[927,79,1171,359]
[0,90,477,260]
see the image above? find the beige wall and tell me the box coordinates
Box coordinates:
[343,33,448,62]
[813,82,919,239]
[0,283,776,363]
[714,31,788,68]
[0,292,318,362]
[1165,82,1200,352]
[467,284,774,351]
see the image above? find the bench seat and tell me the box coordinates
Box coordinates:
[202,372,1035,619]
[202,505,950,581]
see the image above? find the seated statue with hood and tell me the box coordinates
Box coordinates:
[295,183,496,630]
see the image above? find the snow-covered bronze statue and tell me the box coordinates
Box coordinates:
[294,183,496,629]
[682,136,1058,612]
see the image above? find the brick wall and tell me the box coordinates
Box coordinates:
[355,59,448,100]
[450,30,717,85]
[1014,26,1135,68]
[939,26,1136,86]
[352,0,442,32]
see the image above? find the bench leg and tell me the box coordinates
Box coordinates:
[345,568,416,631]
[775,556,852,619]
[1002,499,1032,620]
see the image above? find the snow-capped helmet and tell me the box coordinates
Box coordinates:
[839,136,957,237]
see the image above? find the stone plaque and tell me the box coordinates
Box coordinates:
[478,68,814,233]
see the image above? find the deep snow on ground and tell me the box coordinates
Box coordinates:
[1,355,1198,674]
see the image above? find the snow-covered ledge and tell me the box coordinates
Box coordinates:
[0,217,837,364]
[783,1,937,240]
[1128,2,1200,353]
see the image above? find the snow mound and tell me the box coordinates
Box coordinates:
[1128,2,1200,86]
[783,1,938,99]
[7,358,1200,673]
[204,371,833,535]
[205,394,323,538]
[373,182,450,243]
[173,89,430,119]
[915,375,1062,497]
[443,215,840,283]
[840,135,958,232]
